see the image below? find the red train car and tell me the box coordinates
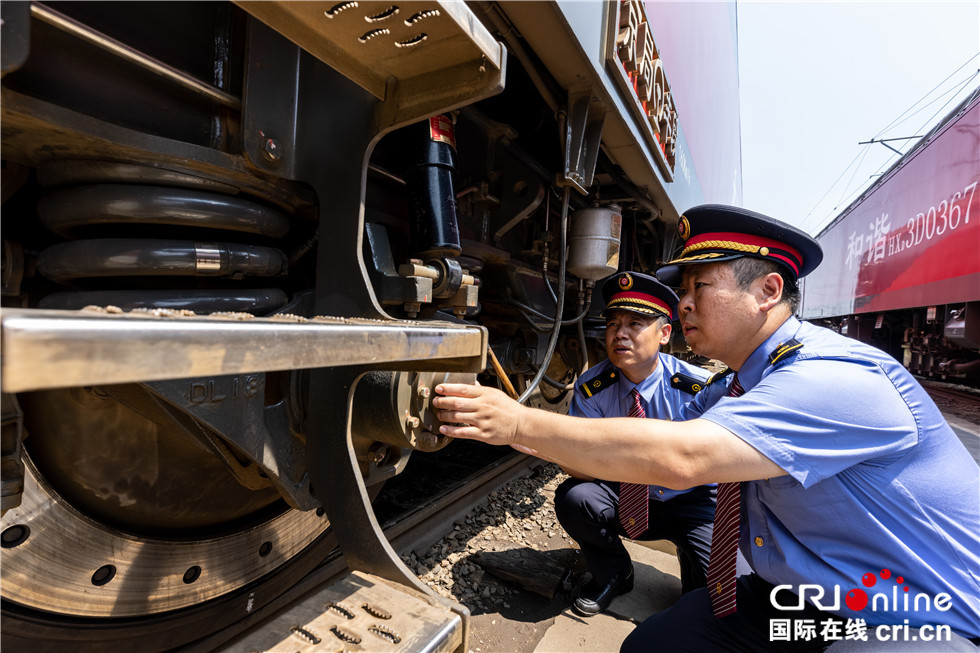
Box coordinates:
[800,89,980,382]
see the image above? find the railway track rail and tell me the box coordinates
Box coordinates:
[920,379,980,408]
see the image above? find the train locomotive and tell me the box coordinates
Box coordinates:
[0,1,741,650]
[800,89,980,386]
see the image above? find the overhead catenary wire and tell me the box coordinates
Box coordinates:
[800,52,980,234]
[814,70,980,232]
[829,141,872,222]
[872,71,979,167]
[870,53,979,140]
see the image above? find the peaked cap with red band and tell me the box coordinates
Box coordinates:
[601,271,678,320]
[656,204,823,286]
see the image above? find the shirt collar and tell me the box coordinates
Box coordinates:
[618,352,664,403]
[735,316,801,391]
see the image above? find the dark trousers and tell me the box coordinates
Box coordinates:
[554,478,716,593]
[621,573,980,652]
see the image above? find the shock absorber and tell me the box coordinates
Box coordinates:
[406,114,462,261]
[33,160,291,314]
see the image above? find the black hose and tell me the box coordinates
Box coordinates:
[518,186,569,404]
[506,294,593,331]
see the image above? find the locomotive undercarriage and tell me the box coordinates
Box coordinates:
[820,302,980,386]
[0,2,669,649]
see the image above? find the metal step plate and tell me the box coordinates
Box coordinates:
[222,570,465,653]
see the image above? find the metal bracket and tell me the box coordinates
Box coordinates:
[143,374,317,511]
[558,89,605,195]
[305,370,469,618]
[365,223,434,306]
[1,393,25,515]
[241,20,303,178]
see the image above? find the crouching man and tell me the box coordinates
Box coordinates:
[556,271,716,617]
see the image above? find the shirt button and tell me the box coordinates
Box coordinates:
[754,536,764,547]
[658,489,664,495]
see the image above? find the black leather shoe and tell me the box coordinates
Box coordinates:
[572,565,634,617]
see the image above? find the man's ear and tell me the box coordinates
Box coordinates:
[659,321,672,345]
[757,272,784,312]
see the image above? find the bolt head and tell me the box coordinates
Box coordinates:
[370,445,388,463]
[261,137,283,163]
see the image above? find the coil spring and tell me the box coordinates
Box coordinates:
[34,159,292,315]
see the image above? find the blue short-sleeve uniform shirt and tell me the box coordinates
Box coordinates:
[570,352,709,500]
[695,316,980,638]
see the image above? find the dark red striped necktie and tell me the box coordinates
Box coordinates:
[619,388,649,538]
[706,372,744,617]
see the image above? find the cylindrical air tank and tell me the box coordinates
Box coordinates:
[567,204,622,281]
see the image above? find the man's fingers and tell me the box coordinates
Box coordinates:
[435,409,469,424]
[440,423,476,439]
[432,394,480,415]
[435,382,479,398]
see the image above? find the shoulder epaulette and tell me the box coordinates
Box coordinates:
[670,372,706,395]
[768,338,804,367]
[704,367,734,387]
[580,369,619,398]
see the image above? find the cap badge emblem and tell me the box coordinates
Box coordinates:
[678,216,691,241]
[619,273,633,290]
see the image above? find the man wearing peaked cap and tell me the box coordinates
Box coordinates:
[555,271,719,617]
[435,204,979,650]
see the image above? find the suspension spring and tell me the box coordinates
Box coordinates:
[34,160,292,315]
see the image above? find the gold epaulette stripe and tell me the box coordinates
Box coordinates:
[580,370,618,398]
[606,297,671,316]
[768,339,804,366]
[704,368,734,386]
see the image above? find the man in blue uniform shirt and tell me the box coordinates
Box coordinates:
[557,271,714,616]
[434,204,980,651]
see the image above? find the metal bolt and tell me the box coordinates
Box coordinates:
[261,137,283,163]
[420,432,440,448]
[369,444,388,464]
[405,415,420,429]
[417,386,431,398]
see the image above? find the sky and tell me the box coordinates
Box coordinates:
[736,1,980,235]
